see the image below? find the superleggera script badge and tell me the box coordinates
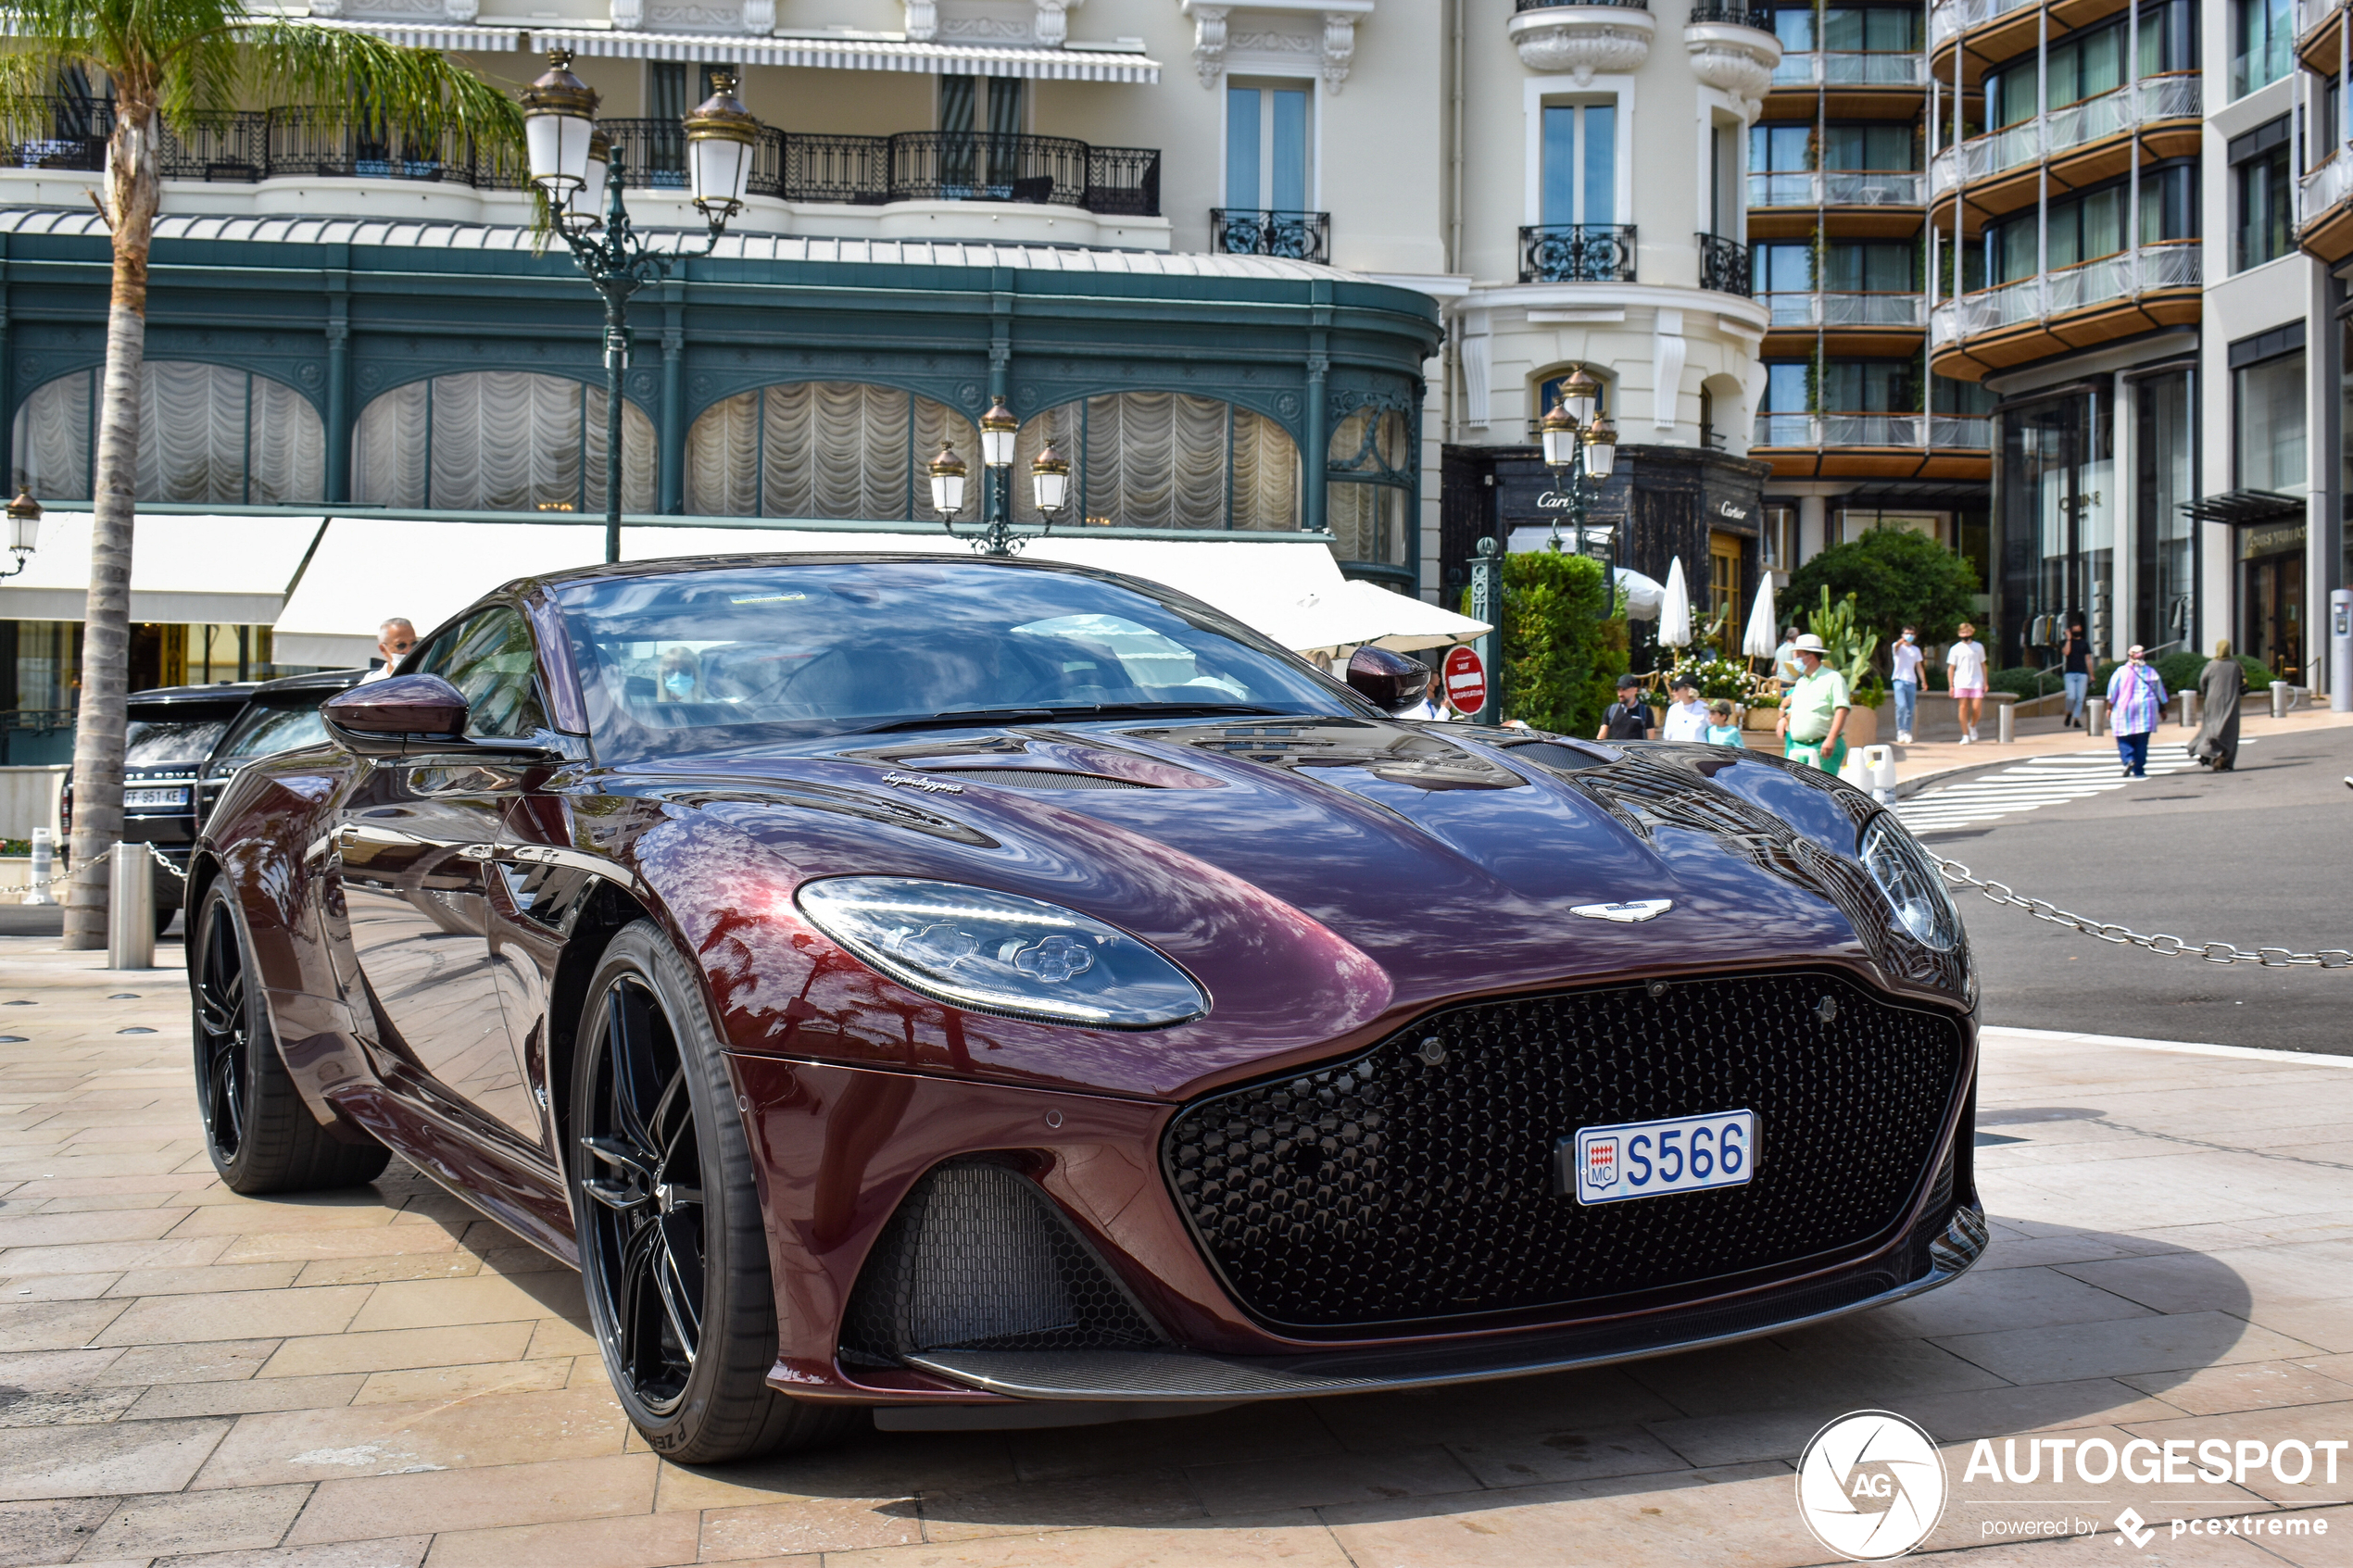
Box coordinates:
[883,772,965,795]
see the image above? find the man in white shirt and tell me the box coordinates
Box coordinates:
[1945,621,1989,743]
[359,618,417,684]
[1889,625,1925,744]
[1661,672,1710,742]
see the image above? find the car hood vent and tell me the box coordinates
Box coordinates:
[924,768,1150,790]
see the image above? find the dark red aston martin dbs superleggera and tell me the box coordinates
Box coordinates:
[186,553,1984,1461]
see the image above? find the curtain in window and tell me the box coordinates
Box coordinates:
[683,383,975,519]
[1011,396,1300,530]
[1079,392,1229,530]
[11,362,322,503]
[1327,483,1405,566]
[12,370,92,499]
[351,371,654,512]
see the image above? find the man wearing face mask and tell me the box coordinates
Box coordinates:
[359,618,416,684]
[657,646,701,703]
[1889,625,1923,745]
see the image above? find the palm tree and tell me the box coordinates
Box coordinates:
[0,3,520,947]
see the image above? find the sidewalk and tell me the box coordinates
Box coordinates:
[6,942,2353,1563]
[1882,701,2353,791]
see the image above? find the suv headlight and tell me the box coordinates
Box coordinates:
[1859,817,1962,951]
[794,877,1208,1029]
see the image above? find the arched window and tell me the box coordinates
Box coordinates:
[12,362,325,504]
[1327,404,1412,569]
[352,372,655,513]
[1010,392,1299,530]
[685,383,976,519]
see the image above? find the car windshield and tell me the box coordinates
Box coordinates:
[212,703,331,767]
[123,720,230,767]
[555,559,1358,760]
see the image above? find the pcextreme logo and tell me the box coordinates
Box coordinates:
[1795,1411,1948,1562]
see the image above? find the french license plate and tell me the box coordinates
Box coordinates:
[1559,1110,1757,1205]
[123,787,189,809]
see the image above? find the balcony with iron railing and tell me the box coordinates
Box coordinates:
[0,98,1163,219]
[1929,240,2201,370]
[1754,411,1993,448]
[1760,291,1927,330]
[1697,232,1752,295]
[1770,51,1928,88]
[1211,208,1330,263]
[1747,169,1926,207]
[1927,73,2202,202]
[1518,223,1638,282]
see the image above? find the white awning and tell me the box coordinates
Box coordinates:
[274,518,608,667]
[527,28,1159,81]
[0,511,326,627]
[273,520,1428,665]
[293,18,519,50]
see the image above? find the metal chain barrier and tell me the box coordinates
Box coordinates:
[137,843,187,884]
[1932,856,2353,969]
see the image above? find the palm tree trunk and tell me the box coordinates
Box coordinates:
[61,87,160,950]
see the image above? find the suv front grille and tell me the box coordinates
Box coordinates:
[1162,970,1966,1333]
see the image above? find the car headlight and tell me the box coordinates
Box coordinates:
[1859,817,1963,951]
[794,877,1208,1029]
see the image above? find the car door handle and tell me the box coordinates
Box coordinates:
[337,824,359,848]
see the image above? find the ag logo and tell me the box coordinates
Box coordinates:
[1795,1411,1948,1561]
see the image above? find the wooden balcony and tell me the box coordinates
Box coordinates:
[1926,73,2200,236]
[1930,0,2133,87]
[2299,144,2353,265]
[1928,239,2200,379]
[1750,412,1994,481]
[1746,169,1925,239]
[1758,291,1927,358]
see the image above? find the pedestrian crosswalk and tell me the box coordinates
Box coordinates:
[1893,740,2248,835]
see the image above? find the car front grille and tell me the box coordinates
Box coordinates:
[1162,969,1967,1334]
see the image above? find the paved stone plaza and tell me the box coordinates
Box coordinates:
[5,941,2353,1565]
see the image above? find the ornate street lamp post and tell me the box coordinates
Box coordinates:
[522,51,755,562]
[1538,366,1618,606]
[928,405,1070,555]
[0,487,40,579]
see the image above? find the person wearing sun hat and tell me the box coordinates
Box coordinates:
[1776,633,1850,773]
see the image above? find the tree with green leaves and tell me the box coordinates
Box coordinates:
[1,2,520,947]
[1785,524,1980,670]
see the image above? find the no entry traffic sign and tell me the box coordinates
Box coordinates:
[1442,645,1488,716]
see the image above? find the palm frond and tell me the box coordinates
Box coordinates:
[242,19,522,156]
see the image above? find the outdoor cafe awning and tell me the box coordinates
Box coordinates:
[525,28,1160,82]
[270,518,1487,668]
[0,510,325,628]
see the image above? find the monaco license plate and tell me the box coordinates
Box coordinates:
[123,787,189,809]
[1559,1110,1757,1205]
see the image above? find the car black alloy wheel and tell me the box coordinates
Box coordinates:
[580,972,705,1413]
[195,893,250,1161]
[570,922,855,1462]
[188,880,390,1195]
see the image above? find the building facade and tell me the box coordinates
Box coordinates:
[1930,0,2345,689]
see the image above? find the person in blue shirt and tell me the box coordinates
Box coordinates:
[1705,699,1744,746]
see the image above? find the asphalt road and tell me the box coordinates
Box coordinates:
[1915,721,2353,1055]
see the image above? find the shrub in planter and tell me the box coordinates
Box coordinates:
[1466,550,1629,736]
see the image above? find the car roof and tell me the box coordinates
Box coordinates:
[248,668,369,701]
[127,684,258,721]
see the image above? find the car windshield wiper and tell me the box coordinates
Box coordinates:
[852,702,1291,735]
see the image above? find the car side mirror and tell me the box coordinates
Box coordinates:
[321,675,471,757]
[321,674,556,763]
[1346,646,1433,715]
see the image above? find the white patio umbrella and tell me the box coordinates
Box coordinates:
[1742,573,1779,659]
[1658,556,1693,648]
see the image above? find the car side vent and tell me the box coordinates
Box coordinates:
[837,1160,1168,1367]
[926,769,1150,790]
[1500,741,1609,774]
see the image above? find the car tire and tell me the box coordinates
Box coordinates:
[571,921,857,1463]
[191,880,392,1195]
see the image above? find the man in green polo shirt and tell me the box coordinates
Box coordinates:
[1776,633,1851,774]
